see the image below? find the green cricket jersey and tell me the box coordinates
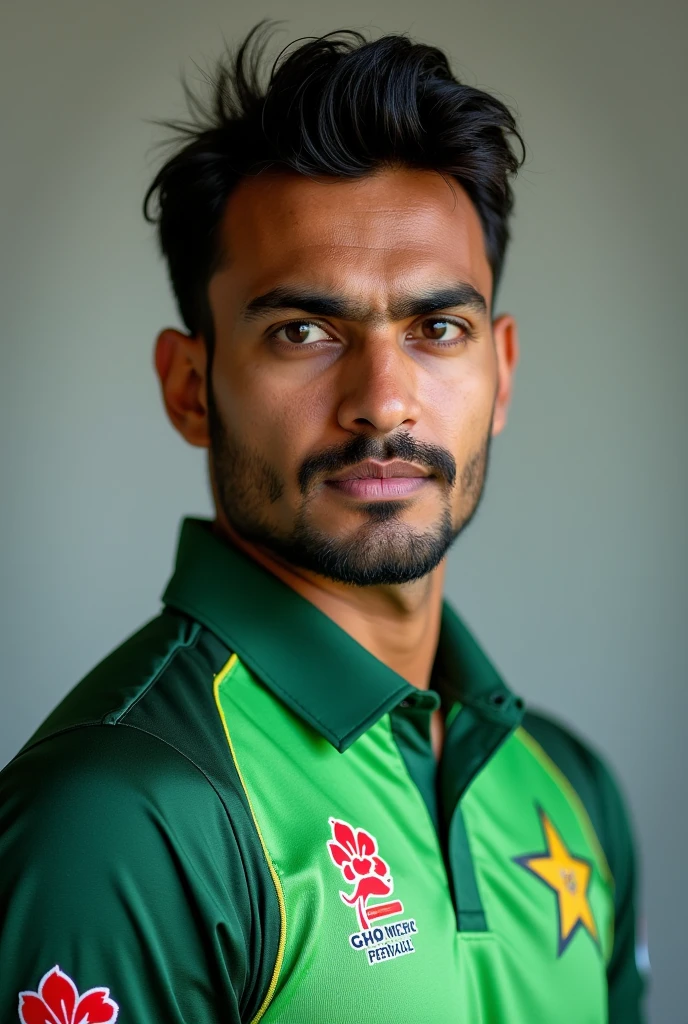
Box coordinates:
[0,517,645,1023]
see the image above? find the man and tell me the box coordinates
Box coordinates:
[0,23,645,1024]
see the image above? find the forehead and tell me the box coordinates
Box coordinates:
[213,167,493,311]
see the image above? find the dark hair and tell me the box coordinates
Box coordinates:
[143,22,526,357]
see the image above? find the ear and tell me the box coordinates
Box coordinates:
[153,328,210,448]
[490,313,519,437]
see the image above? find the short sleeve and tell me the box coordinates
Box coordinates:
[0,725,252,1024]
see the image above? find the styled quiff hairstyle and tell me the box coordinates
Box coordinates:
[143,22,526,359]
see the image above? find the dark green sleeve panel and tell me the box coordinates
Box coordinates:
[523,711,646,1024]
[0,724,271,1023]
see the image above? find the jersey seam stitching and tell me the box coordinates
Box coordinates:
[8,719,246,826]
[112,619,203,724]
[8,621,203,764]
[7,719,261,926]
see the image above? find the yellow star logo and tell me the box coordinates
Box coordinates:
[514,806,599,956]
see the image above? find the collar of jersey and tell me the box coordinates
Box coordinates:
[161,517,523,752]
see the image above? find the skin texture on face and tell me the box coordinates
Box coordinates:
[155,166,518,704]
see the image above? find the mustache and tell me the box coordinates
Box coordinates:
[298,431,457,493]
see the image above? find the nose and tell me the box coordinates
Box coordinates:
[336,334,422,436]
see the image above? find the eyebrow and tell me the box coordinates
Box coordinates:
[240,283,488,323]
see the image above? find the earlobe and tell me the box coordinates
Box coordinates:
[490,314,519,437]
[153,328,210,448]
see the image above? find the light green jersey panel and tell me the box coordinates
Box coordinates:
[216,655,465,1024]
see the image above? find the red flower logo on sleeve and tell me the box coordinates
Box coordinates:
[327,817,403,930]
[18,965,119,1024]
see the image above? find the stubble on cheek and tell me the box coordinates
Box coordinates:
[210,405,286,534]
[461,447,485,498]
[235,445,284,505]
[450,436,492,535]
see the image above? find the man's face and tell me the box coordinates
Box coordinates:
[199,167,516,585]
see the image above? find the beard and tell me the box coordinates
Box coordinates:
[207,385,493,586]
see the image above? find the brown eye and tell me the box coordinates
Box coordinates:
[274,322,333,345]
[285,323,311,344]
[420,319,465,341]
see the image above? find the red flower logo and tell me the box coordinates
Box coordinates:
[327,817,400,930]
[18,965,119,1024]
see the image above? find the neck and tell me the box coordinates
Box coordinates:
[212,516,446,691]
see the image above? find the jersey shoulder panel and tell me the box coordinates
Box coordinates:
[16,607,249,807]
[521,709,630,869]
[20,607,202,749]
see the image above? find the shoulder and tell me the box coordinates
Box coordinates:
[1,606,265,895]
[11,606,243,809]
[521,709,607,796]
[520,709,639,889]
[0,724,235,870]
[21,607,222,748]
[4,719,211,799]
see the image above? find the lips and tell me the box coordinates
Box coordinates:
[327,460,431,482]
[325,460,433,500]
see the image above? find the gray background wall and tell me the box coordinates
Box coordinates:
[2,0,686,1019]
